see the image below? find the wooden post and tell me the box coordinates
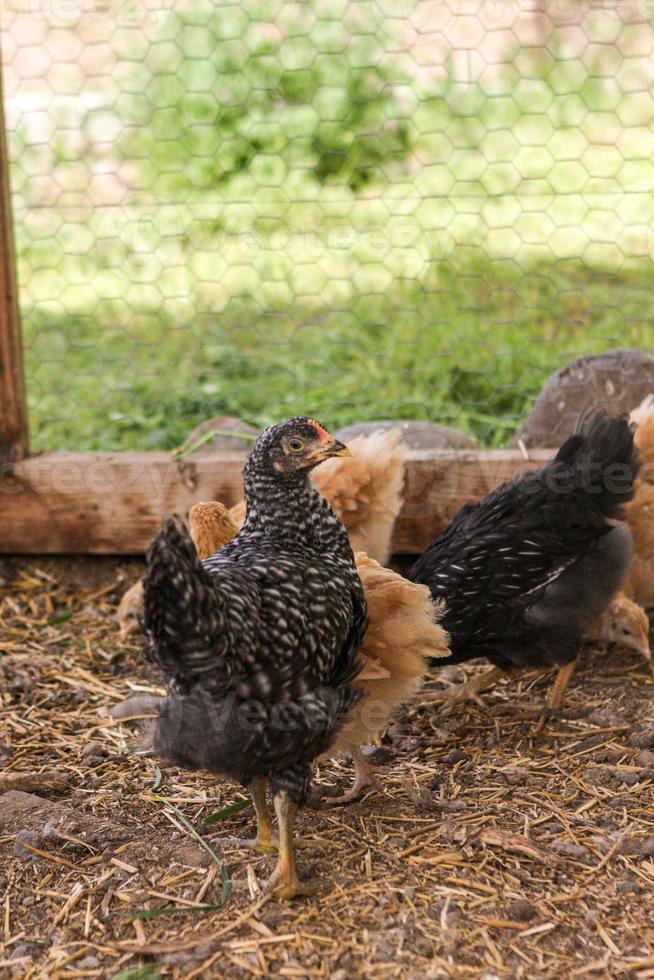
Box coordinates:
[0,50,28,464]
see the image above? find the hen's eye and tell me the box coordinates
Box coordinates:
[620,626,631,635]
[288,438,305,453]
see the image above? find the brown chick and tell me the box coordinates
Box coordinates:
[624,396,654,607]
[588,593,652,672]
[118,579,144,637]
[188,501,240,560]
[320,553,449,805]
[230,428,406,564]
[187,502,449,806]
[117,504,238,636]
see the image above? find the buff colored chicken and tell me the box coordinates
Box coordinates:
[320,552,448,805]
[589,593,651,668]
[117,504,238,635]
[230,428,406,565]
[624,395,654,611]
[187,500,449,806]
[118,580,144,637]
[188,501,239,560]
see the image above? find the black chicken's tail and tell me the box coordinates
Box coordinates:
[554,412,639,519]
[144,515,226,684]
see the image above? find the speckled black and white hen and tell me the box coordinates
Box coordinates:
[144,418,367,899]
[408,413,639,713]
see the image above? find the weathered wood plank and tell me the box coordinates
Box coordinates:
[0,51,28,463]
[0,448,553,555]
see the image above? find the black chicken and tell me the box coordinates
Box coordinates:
[408,413,639,712]
[144,418,367,898]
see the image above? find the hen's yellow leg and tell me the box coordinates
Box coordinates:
[534,658,579,733]
[266,791,316,900]
[249,777,276,854]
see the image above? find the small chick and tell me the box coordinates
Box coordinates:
[118,579,144,637]
[188,504,449,806]
[117,505,239,636]
[320,553,448,805]
[189,501,239,560]
[589,593,651,670]
[230,428,406,564]
[623,395,654,608]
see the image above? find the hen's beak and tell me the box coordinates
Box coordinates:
[325,439,350,458]
[305,439,350,464]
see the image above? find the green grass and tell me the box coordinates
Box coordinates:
[22,256,654,451]
[10,13,654,451]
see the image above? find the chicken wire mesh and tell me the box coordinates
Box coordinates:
[2,0,654,452]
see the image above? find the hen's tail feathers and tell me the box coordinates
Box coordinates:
[554,412,639,518]
[144,515,225,678]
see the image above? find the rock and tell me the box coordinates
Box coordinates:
[361,745,393,765]
[629,726,654,749]
[335,420,478,450]
[512,349,654,448]
[75,956,101,970]
[0,773,69,796]
[13,829,43,860]
[551,840,591,863]
[0,791,128,849]
[588,708,623,728]
[9,942,42,961]
[0,743,13,763]
[507,898,537,922]
[180,416,259,454]
[81,740,107,760]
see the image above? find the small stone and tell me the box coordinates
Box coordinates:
[551,840,591,863]
[386,723,405,741]
[445,749,469,765]
[81,740,107,760]
[75,956,101,970]
[10,942,41,961]
[361,746,392,765]
[507,899,537,922]
[13,830,42,860]
[629,727,654,750]
[639,837,654,858]
[588,709,623,728]
[636,750,654,768]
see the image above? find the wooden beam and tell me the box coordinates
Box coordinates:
[0,448,553,555]
[0,52,28,464]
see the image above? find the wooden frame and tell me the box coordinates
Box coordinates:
[0,448,552,554]
[0,56,28,465]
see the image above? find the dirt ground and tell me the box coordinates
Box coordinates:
[1,556,654,979]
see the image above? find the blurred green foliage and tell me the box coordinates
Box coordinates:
[119,1,413,194]
[9,9,654,450]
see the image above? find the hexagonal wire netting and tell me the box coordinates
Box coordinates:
[2,1,654,453]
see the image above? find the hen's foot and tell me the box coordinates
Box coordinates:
[321,746,381,806]
[418,666,507,710]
